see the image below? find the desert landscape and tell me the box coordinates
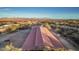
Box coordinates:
[0,7,79,51]
[0,18,79,51]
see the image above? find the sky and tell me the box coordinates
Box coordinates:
[0,7,79,19]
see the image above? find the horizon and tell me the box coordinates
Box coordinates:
[0,7,79,19]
